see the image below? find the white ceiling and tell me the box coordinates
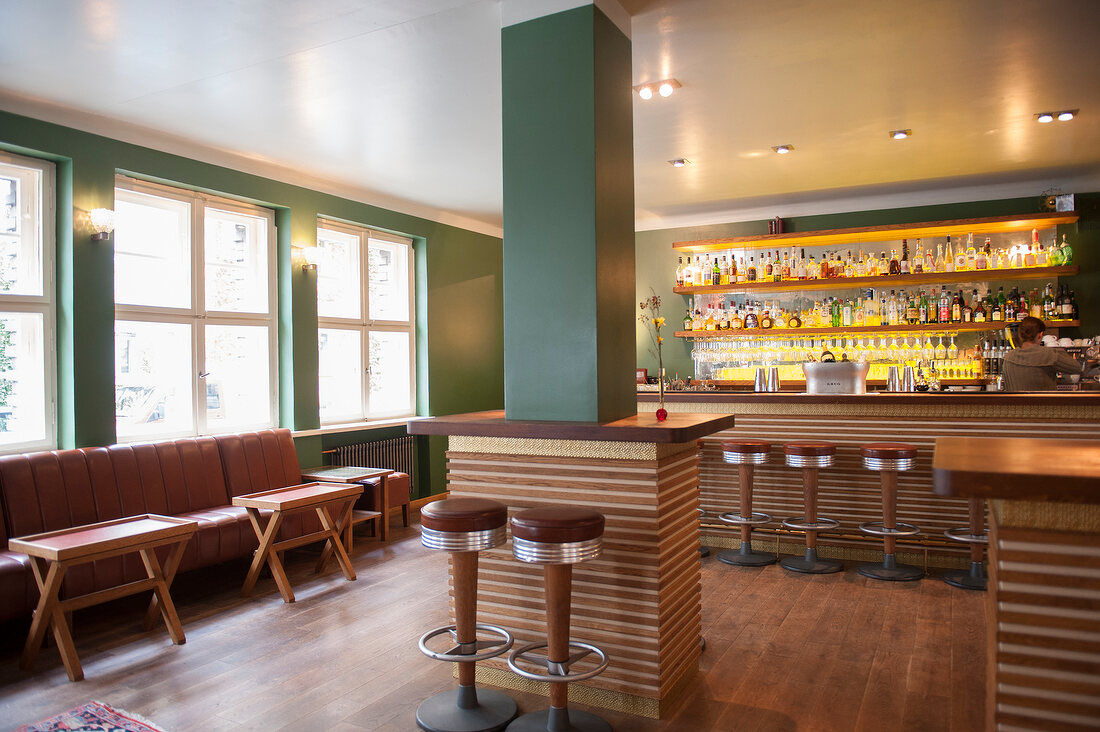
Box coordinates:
[1,0,1098,237]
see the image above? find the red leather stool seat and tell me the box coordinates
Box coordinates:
[510,507,604,544]
[420,498,508,534]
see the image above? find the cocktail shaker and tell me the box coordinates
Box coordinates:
[754,367,767,392]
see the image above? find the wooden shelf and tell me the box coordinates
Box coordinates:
[675,320,1079,338]
[673,212,1080,253]
[675,265,1079,296]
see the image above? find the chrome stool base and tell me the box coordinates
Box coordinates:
[717,541,775,567]
[505,707,612,732]
[857,553,923,582]
[780,547,842,574]
[943,561,987,591]
[417,686,517,732]
[699,544,710,558]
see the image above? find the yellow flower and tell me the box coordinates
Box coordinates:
[654,317,665,326]
[657,336,664,343]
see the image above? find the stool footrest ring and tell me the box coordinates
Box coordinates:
[944,527,989,544]
[418,623,514,663]
[507,640,609,684]
[781,516,840,532]
[858,521,921,537]
[719,511,772,527]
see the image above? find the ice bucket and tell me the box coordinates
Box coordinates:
[802,360,870,394]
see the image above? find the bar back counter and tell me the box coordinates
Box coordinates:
[640,392,1100,569]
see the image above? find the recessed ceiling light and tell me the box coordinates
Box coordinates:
[1058,109,1078,121]
[668,158,689,167]
[633,78,681,100]
[1037,113,1054,123]
[890,129,912,140]
[772,144,793,154]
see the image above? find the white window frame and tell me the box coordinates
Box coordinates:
[0,151,55,453]
[114,176,278,439]
[316,218,415,424]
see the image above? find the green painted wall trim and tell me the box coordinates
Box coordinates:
[0,109,503,492]
[637,194,1100,378]
[501,4,635,422]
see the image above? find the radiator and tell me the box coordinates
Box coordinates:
[328,436,415,490]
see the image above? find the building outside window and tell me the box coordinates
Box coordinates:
[0,151,55,452]
[113,177,276,440]
[315,219,414,423]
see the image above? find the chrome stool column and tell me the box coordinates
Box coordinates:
[717,439,775,567]
[417,498,517,732]
[506,508,610,732]
[697,507,710,558]
[943,497,988,591]
[857,443,923,582]
[780,441,842,574]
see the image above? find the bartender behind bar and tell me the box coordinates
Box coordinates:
[1003,316,1098,391]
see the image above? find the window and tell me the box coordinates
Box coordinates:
[0,152,55,451]
[316,219,414,423]
[114,178,276,440]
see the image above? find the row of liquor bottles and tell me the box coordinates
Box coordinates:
[682,283,1078,331]
[674,230,1074,287]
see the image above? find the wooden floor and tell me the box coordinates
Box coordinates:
[0,519,986,731]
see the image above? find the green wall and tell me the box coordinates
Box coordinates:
[501,5,636,422]
[0,109,504,496]
[636,195,1100,378]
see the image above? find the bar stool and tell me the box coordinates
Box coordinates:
[697,507,710,557]
[506,507,611,732]
[780,441,842,574]
[857,443,923,582]
[942,497,988,591]
[717,439,774,567]
[417,498,518,732]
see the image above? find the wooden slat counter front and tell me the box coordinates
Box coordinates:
[934,437,1100,732]
[641,391,1100,568]
[408,410,734,719]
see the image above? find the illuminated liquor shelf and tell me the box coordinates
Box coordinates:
[674,320,1080,339]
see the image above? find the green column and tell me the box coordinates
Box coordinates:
[502,4,635,423]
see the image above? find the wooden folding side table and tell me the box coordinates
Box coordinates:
[9,514,198,682]
[300,466,393,544]
[232,482,364,603]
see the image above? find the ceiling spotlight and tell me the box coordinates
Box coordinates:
[633,78,681,100]
[890,129,912,140]
[772,144,793,154]
[668,158,689,167]
[1037,113,1054,123]
[1058,109,1077,121]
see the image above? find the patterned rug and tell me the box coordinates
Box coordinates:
[14,700,165,732]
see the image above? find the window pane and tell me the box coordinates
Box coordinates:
[0,312,46,446]
[115,320,193,439]
[319,328,363,422]
[115,191,192,308]
[368,239,409,322]
[368,330,411,415]
[205,207,269,313]
[316,227,361,320]
[0,163,43,296]
[204,324,272,431]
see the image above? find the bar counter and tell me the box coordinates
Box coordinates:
[639,391,1100,568]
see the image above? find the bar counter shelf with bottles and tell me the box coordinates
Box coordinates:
[671,213,1083,390]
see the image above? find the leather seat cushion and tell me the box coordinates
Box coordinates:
[421,497,507,533]
[511,507,605,544]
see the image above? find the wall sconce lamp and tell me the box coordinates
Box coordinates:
[89,208,115,241]
[300,246,320,272]
[633,78,681,100]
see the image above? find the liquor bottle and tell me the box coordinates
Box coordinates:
[842,298,854,327]
[743,305,759,329]
[900,240,910,275]
[782,252,791,280]
[906,293,920,325]
[955,235,969,271]
[681,258,693,287]
[730,307,744,330]
[951,290,962,323]
[1059,285,1072,320]
[773,251,783,282]
[936,243,945,273]
[736,256,746,283]
[712,256,721,285]
[913,241,924,274]
[878,251,889,275]
[1049,236,1065,266]
[675,257,684,286]
[865,289,879,326]
[1070,290,1079,320]
[747,257,757,282]
[962,290,974,322]
[683,307,693,331]
[844,252,855,278]
[763,252,774,280]
[918,290,930,324]
[797,249,808,279]
[819,254,830,279]
[787,311,802,328]
[990,295,1002,321]
[889,248,900,275]
[830,298,841,327]
[938,285,950,323]
[1024,244,1037,267]
[1036,244,1047,266]
[975,238,990,270]
[729,255,738,283]
[944,236,955,273]
[982,339,992,375]
[1004,290,1016,322]
[1029,288,1042,318]
[1061,235,1074,265]
[973,294,986,322]
[717,302,729,330]
[923,239,936,272]
[692,308,703,330]
[704,304,716,330]
[693,256,703,285]
[761,305,774,329]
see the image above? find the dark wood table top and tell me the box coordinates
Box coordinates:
[932,437,1100,503]
[232,482,364,511]
[9,514,198,562]
[406,409,735,443]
